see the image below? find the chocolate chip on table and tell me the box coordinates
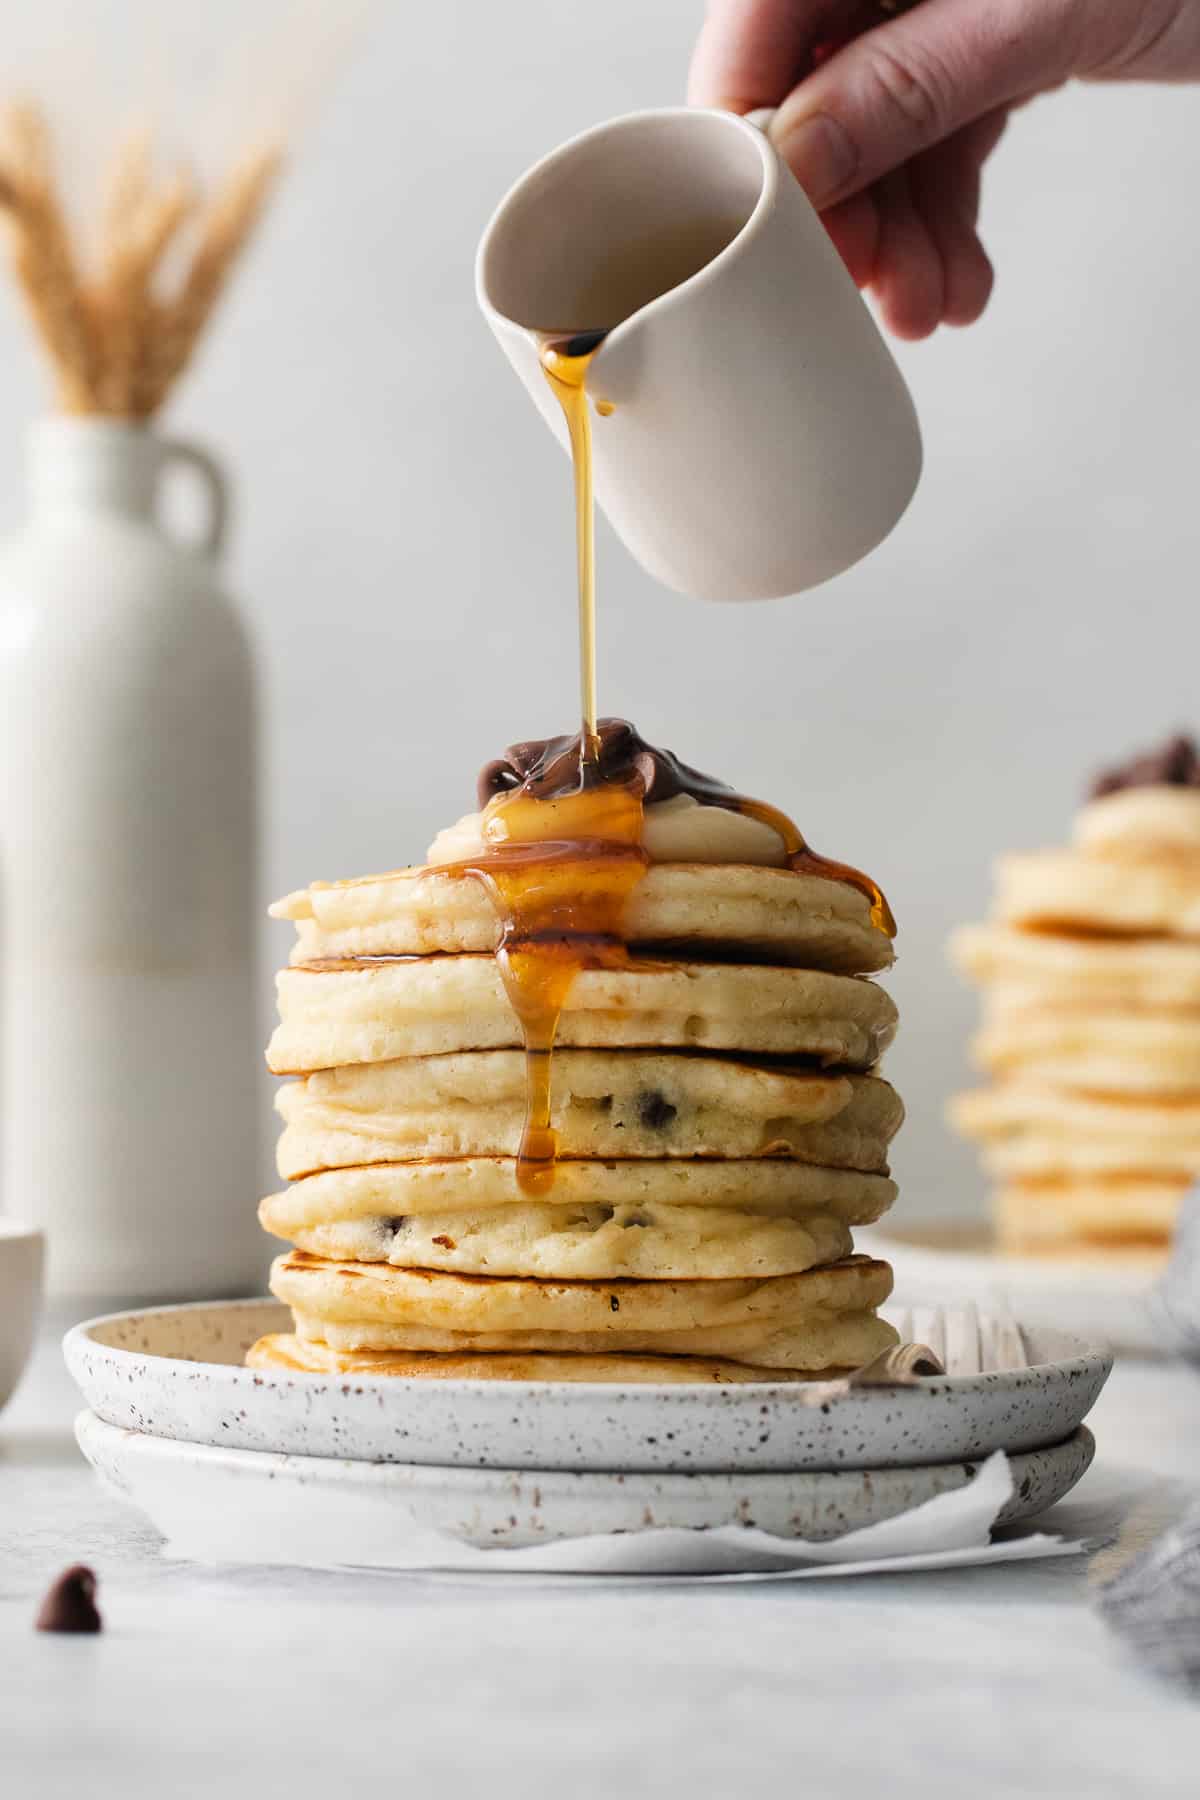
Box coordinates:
[35,1565,102,1634]
[637,1090,677,1131]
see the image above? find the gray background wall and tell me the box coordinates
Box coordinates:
[1,1,1197,1218]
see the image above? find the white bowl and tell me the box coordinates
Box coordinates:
[0,1218,44,1411]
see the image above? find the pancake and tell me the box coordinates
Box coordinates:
[973,1005,1200,1092]
[996,1177,1183,1257]
[290,1303,895,1371]
[994,849,1200,937]
[952,779,1199,1260]
[995,787,1200,935]
[271,861,893,974]
[261,1155,897,1228]
[268,1249,896,1371]
[950,923,1200,1010]
[267,959,898,1074]
[268,1200,856,1280]
[274,1054,902,1177]
[950,1082,1200,1177]
[1074,785,1200,854]
[246,1335,855,1383]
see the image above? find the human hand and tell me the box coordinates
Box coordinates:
[689,0,1200,338]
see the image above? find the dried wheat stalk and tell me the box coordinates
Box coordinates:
[134,146,281,417]
[0,103,103,411]
[0,101,281,417]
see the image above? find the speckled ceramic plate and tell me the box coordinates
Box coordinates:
[74,1409,1095,1570]
[864,1222,1162,1356]
[64,1298,1111,1475]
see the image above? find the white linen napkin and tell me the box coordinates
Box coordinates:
[155,1448,1086,1578]
[1152,1182,1200,1360]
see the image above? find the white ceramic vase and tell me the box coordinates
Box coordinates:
[0,418,263,1303]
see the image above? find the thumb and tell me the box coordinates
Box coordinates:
[770,0,1084,208]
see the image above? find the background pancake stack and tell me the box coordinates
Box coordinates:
[950,736,1200,1263]
[251,825,904,1381]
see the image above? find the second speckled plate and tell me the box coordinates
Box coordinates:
[74,1410,1096,1570]
[64,1299,1111,1474]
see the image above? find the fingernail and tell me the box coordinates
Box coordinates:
[774,113,858,209]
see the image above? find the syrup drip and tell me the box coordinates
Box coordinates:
[725,795,896,938]
[449,778,646,1193]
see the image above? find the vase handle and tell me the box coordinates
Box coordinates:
[158,437,229,559]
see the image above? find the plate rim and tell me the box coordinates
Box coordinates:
[64,1294,1114,1401]
[74,1405,1096,1492]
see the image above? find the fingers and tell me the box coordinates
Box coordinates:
[769,0,1083,208]
[687,1,1013,333]
[958,106,1011,169]
[820,189,882,288]
[688,0,832,109]
[909,168,993,330]
[869,168,945,339]
[854,109,1006,335]
[907,115,1005,327]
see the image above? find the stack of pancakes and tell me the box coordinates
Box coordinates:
[951,738,1200,1263]
[250,831,903,1382]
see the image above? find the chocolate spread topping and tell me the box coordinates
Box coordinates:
[478,718,735,810]
[1089,734,1200,800]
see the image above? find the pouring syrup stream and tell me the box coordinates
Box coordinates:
[436,329,893,1194]
[538,328,609,763]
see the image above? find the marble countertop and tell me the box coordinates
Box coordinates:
[2,1326,1198,1799]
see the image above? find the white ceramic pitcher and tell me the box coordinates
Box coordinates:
[0,419,263,1303]
[477,106,921,602]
